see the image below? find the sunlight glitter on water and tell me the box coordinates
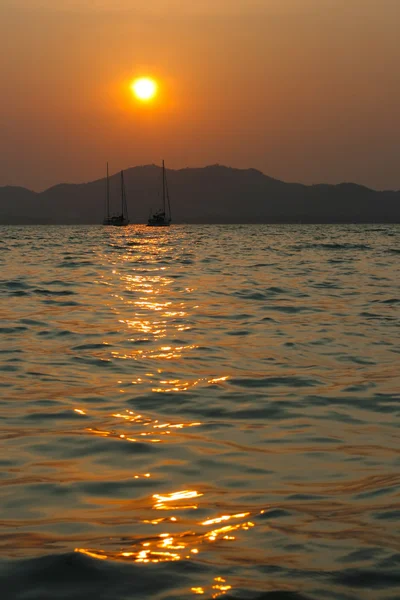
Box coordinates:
[74,507,257,564]
[1,224,400,600]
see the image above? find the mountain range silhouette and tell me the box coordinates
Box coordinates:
[1,165,399,224]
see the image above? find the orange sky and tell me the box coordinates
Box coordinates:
[1,0,399,191]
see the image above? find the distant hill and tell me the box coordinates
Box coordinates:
[0,165,399,224]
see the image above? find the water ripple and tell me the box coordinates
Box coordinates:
[0,224,399,600]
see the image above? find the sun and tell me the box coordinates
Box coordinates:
[131,77,158,102]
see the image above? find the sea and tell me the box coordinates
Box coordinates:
[0,224,399,600]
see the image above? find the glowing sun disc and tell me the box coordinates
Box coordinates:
[131,78,158,101]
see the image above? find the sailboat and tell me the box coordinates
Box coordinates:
[147,160,172,226]
[103,165,129,227]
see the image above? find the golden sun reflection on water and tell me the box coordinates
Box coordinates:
[75,508,256,575]
[104,255,204,372]
[73,243,244,592]
[80,410,203,446]
[201,512,250,526]
[111,343,199,362]
[153,490,203,510]
[192,577,232,597]
[100,255,232,397]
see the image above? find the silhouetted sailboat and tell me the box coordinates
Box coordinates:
[147,160,171,227]
[103,166,129,227]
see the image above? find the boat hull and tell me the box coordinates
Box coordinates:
[104,216,129,227]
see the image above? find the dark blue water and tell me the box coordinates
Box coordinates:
[1,224,399,600]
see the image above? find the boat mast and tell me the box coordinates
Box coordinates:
[106,162,110,219]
